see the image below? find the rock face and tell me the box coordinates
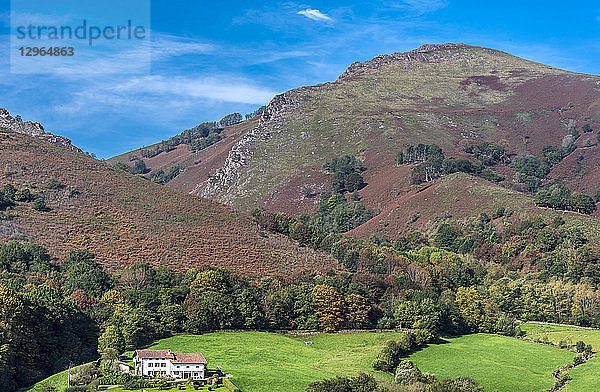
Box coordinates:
[199,90,305,200]
[0,108,83,153]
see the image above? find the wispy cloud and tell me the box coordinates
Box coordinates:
[150,33,214,59]
[298,8,333,22]
[383,0,448,15]
[116,75,276,104]
[55,74,276,118]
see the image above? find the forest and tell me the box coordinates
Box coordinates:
[5,190,600,390]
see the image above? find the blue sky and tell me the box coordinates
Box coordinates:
[1,0,600,158]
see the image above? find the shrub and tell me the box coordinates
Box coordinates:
[494,313,522,336]
[65,185,80,197]
[573,354,584,366]
[129,159,148,175]
[14,188,32,202]
[64,387,89,392]
[414,329,435,345]
[2,184,16,201]
[32,197,48,211]
[372,340,401,372]
[576,340,586,353]
[46,177,64,189]
[395,368,422,385]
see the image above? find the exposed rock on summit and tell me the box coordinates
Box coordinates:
[0,108,83,153]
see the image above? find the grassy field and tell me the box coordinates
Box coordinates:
[29,331,584,392]
[520,322,600,350]
[144,331,401,392]
[26,363,90,391]
[565,357,600,392]
[408,334,573,392]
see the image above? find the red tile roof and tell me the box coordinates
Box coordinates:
[135,350,174,359]
[172,353,207,364]
[134,350,207,364]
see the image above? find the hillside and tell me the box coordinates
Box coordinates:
[111,43,600,238]
[0,127,337,276]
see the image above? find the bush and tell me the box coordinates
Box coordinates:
[46,177,64,189]
[64,387,89,392]
[129,159,148,175]
[494,313,522,336]
[395,368,421,385]
[14,188,33,202]
[576,340,586,353]
[32,197,48,211]
[2,184,16,201]
[573,354,584,366]
[372,341,399,372]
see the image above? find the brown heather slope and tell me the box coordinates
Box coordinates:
[109,117,259,196]
[0,129,338,277]
[112,43,600,239]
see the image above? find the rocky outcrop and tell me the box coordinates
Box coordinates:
[337,43,501,81]
[198,90,305,200]
[0,108,83,153]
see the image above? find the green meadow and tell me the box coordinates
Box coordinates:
[521,322,600,350]
[408,334,573,392]
[29,331,592,392]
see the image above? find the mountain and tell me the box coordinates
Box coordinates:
[110,43,600,239]
[0,116,337,277]
[0,108,83,153]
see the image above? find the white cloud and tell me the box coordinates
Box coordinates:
[116,75,276,105]
[54,74,276,117]
[298,8,333,22]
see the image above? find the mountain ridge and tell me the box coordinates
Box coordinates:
[0,128,338,277]
[110,43,600,239]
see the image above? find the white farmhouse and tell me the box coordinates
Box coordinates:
[133,349,207,380]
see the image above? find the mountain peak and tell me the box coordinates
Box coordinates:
[337,42,505,80]
[0,108,83,153]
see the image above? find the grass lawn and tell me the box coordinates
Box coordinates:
[565,357,600,392]
[519,322,586,334]
[408,334,573,392]
[520,322,600,351]
[28,332,581,392]
[144,331,405,392]
[26,363,91,391]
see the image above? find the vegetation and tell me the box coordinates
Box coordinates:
[408,334,573,392]
[139,122,225,159]
[151,165,181,185]
[396,144,503,184]
[372,330,434,372]
[464,142,508,166]
[535,184,596,214]
[310,193,375,234]
[140,332,413,392]
[324,155,367,194]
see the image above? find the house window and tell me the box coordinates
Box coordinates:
[148,363,153,367]
[161,363,166,367]
[186,365,190,368]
